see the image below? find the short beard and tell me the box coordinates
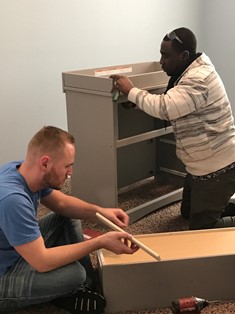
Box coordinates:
[43,169,63,190]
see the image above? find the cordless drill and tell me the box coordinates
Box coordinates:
[171,296,219,313]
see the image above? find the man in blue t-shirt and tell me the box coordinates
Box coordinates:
[0,126,138,314]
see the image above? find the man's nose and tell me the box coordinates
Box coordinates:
[67,167,73,178]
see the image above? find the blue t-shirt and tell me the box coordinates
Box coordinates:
[0,161,52,276]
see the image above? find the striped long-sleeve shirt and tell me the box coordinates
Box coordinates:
[128,53,235,176]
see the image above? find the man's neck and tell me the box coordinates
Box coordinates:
[18,161,43,193]
[166,52,201,92]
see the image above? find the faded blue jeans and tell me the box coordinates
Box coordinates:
[0,212,94,311]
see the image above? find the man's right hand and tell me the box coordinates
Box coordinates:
[99,231,139,255]
[110,75,134,96]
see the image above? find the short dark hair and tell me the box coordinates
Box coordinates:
[164,27,197,56]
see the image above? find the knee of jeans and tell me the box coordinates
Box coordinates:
[70,263,87,287]
[58,263,87,291]
[188,213,215,230]
[70,219,82,230]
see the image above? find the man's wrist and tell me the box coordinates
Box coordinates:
[128,87,139,105]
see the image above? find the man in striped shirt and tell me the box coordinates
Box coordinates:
[111,27,235,230]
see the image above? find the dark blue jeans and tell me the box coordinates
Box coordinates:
[0,212,94,311]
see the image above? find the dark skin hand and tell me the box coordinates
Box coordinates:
[110,74,137,109]
[110,74,134,96]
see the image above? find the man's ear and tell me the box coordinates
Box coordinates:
[182,50,190,61]
[40,156,50,170]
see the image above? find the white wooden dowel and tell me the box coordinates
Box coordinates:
[96,212,161,261]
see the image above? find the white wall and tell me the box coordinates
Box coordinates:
[0,0,227,165]
[198,0,235,115]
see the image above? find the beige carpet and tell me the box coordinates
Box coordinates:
[8,178,235,314]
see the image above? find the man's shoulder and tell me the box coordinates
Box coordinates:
[0,161,26,201]
[182,54,216,87]
[0,160,23,177]
[190,53,214,75]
